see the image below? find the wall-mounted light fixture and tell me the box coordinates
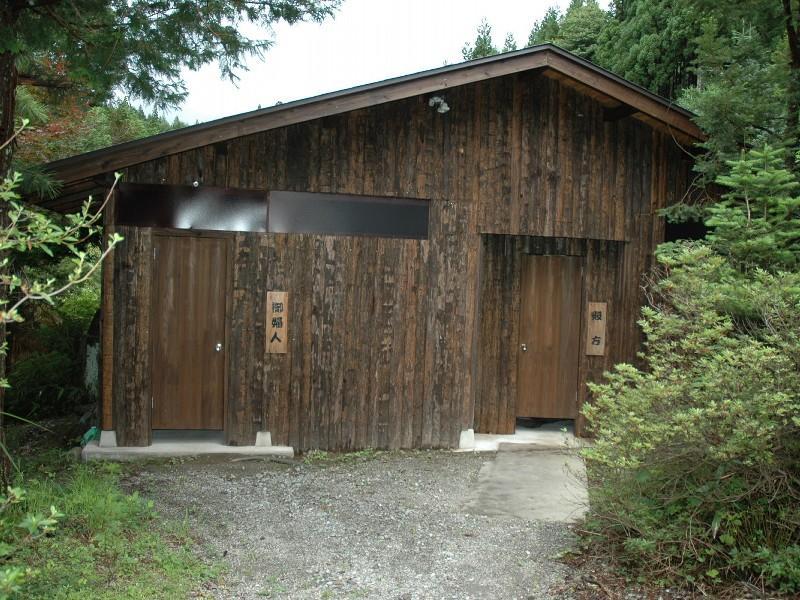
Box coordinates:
[428,95,450,114]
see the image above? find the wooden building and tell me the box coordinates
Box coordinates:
[40,45,702,451]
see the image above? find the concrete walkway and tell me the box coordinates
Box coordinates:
[464,443,588,523]
[82,429,294,461]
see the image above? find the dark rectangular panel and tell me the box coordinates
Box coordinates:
[268,191,429,239]
[116,182,267,232]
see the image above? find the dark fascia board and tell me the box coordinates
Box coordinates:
[41,45,704,190]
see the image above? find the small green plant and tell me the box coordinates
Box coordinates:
[303,448,382,464]
[0,485,63,599]
[257,575,287,597]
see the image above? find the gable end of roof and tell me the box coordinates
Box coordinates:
[40,45,704,200]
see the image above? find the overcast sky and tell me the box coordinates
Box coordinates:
[167,0,599,124]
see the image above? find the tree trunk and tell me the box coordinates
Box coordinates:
[783,0,800,166]
[0,4,19,488]
[0,0,18,155]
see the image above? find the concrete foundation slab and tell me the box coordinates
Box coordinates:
[472,420,585,452]
[82,429,294,461]
[464,444,588,523]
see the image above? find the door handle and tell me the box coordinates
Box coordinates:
[215,342,223,352]
[520,343,528,352]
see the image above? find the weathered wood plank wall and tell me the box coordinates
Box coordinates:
[129,73,691,242]
[112,71,695,448]
[111,226,153,446]
[222,199,474,449]
[474,125,692,435]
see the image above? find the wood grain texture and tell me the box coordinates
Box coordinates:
[226,232,268,445]
[151,235,228,430]
[266,291,289,354]
[100,192,116,430]
[127,74,691,244]
[585,301,608,356]
[475,236,626,435]
[516,255,582,419]
[111,226,153,446]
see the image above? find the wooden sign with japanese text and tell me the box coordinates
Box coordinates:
[266,291,288,354]
[586,301,607,356]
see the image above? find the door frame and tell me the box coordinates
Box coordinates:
[149,228,234,433]
[515,252,586,421]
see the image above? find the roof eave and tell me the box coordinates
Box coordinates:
[41,45,704,189]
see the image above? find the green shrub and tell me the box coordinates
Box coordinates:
[7,249,102,417]
[581,145,800,593]
[6,353,82,417]
[583,243,800,592]
[0,486,61,599]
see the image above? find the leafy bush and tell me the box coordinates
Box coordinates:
[6,353,82,418]
[7,249,102,418]
[0,486,61,599]
[584,251,800,591]
[581,147,800,593]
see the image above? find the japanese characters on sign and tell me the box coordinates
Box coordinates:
[585,301,607,356]
[266,291,289,354]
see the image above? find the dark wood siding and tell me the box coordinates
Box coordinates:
[111,203,477,449]
[151,235,228,430]
[127,74,692,242]
[221,198,475,449]
[108,72,695,448]
[111,226,153,446]
[474,235,625,434]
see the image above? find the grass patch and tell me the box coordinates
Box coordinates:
[7,451,219,599]
[302,448,383,464]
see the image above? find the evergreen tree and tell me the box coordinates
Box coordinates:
[681,0,798,162]
[526,1,612,63]
[596,0,700,98]
[679,24,788,179]
[0,0,341,175]
[529,7,561,45]
[708,145,800,268]
[462,19,500,60]
[555,0,612,63]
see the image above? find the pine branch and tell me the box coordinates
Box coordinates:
[16,74,73,89]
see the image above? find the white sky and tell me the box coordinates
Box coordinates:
[166,0,598,124]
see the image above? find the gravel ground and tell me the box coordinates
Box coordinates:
[126,451,576,600]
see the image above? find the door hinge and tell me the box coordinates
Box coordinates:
[153,246,157,260]
[151,395,154,409]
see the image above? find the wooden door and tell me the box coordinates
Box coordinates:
[516,255,582,419]
[151,235,229,430]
